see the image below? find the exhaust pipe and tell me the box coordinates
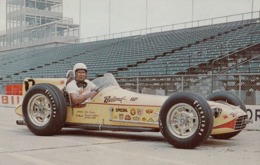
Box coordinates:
[16,120,26,125]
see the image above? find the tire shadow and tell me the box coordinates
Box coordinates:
[59,128,166,142]
[202,137,238,147]
[58,129,238,148]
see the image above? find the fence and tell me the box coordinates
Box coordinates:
[1,73,260,105]
[117,73,260,105]
[75,11,260,43]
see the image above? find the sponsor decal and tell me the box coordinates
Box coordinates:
[147,118,155,122]
[116,108,128,112]
[125,115,131,120]
[133,117,140,121]
[130,108,136,115]
[137,109,143,116]
[223,115,228,119]
[130,97,138,101]
[153,112,159,118]
[104,96,126,103]
[119,114,124,120]
[146,109,153,114]
[142,117,146,122]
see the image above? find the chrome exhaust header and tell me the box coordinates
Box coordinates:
[16,120,26,125]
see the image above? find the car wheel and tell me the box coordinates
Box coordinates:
[207,91,246,139]
[159,92,213,149]
[22,83,67,136]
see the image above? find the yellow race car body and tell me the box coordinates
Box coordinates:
[15,74,248,148]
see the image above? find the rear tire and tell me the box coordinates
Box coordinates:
[159,92,213,149]
[22,83,67,136]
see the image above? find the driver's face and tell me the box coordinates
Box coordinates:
[75,69,87,81]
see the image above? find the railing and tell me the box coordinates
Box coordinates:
[0,25,79,51]
[1,11,259,51]
[74,11,260,44]
[1,73,260,105]
[116,73,260,105]
[26,17,75,28]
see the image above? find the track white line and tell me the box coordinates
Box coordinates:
[4,152,55,165]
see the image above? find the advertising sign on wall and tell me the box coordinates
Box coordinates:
[246,105,260,130]
[0,95,22,108]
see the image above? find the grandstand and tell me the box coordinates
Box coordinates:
[0,0,79,52]
[0,17,259,79]
[0,11,260,104]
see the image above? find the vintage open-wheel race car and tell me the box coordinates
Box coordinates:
[15,73,250,149]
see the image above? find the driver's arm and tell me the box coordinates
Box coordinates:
[70,91,97,105]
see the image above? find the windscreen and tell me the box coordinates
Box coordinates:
[91,73,120,88]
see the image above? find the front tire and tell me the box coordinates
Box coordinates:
[22,83,67,136]
[159,92,213,149]
[206,91,246,111]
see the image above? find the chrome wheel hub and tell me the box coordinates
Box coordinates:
[166,103,199,139]
[27,94,52,126]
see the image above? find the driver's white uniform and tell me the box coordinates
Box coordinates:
[66,79,96,103]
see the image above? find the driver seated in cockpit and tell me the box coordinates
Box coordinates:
[66,63,97,104]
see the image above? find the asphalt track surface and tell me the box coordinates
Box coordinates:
[0,106,259,165]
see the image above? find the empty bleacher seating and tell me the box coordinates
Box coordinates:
[0,18,260,83]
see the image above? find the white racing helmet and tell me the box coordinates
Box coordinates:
[73,63,87,76]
